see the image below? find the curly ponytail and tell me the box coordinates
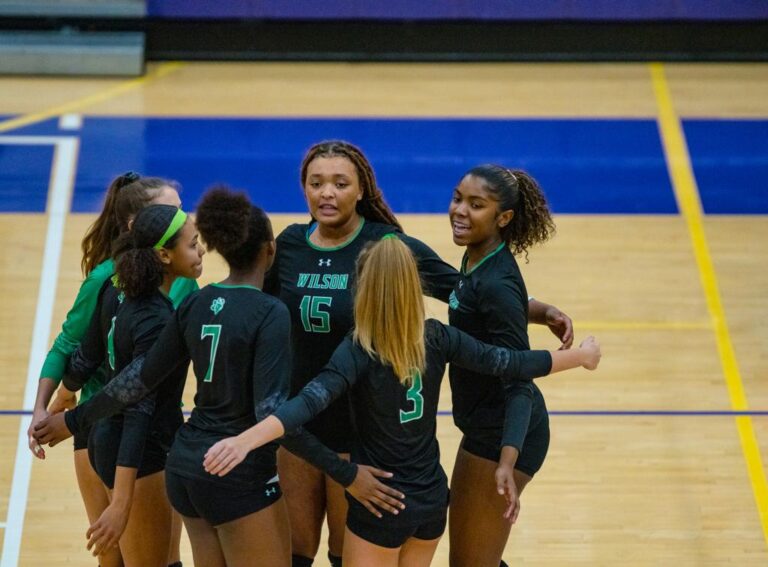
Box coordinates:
[465,165,555,261]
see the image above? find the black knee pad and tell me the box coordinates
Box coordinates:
[328,552,342,567]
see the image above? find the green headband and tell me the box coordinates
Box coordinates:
[154,209,188,250]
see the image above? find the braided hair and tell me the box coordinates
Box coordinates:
[465,165,555,261]
[112,204,185,298]
[300,140,402,231]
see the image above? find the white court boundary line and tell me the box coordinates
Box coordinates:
[1,136,79,567]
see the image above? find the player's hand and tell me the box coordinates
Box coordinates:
[203,436,249,477]
[49,388,77,414]
[33,412,73,447]
[579,336,602,370]
[27,407,49,459]
[346,465,406,519]
[495,462,520,524]
[86,502,129,557]
[544,305,574,350]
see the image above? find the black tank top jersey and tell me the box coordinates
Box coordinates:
[274,319,552,526]
[142,284,293,487]
[263,219,458,451]
[448,244,545,452]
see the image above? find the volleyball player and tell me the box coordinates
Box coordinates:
[37,187,405,567]
[58,203,203,565]
[265,140,574,567]
[29,173,196,567]
[203,237,601,567]
[447,165,562,567]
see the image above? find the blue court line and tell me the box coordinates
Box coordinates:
[4,409,768,417]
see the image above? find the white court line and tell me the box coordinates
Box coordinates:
[58,114,82,130]
[0,135,79,567]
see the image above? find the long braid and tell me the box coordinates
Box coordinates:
[300,140,403,231]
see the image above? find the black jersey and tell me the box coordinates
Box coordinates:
[64,286,184,469]
[62,277,121,392]
[66,283,350,488]
[274,319,552,526]
[448,244,544,452]
[148,284,294,487]
[263,219,458,451]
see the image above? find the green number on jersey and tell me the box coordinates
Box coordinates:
[201,324,222,383]
[299,296,332,333]
[399,371,424,424]
[106,316,117,370]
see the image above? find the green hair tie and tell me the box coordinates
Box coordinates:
[154,209,188,250]
[381,233,399,241]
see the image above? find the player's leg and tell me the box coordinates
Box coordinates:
[325,453,351,564]
[398,513,445,567]
[342,527,400,567]
[449,444,512,567]
[73,448,124,567]
[398,536,441,567]
[167,509,184,566]
[216,498,291,567]
[118,471,173,567]
[182,516,226,567]
[278,447,326,564]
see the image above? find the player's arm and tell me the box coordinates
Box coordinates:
[34,308,190,446]
[204,327,358,475]
[527,298,574,349]
[399,233,459,303]
[85,465,136,557]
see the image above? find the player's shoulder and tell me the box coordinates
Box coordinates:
[277,222,311,244]
[362,221,401,240]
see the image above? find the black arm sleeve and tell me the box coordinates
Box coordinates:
[280,428,359,487]
[114,306,170,469]
[437,322,552,382]
[274,338,361,486]
[262,233,283,297]
[400,234,458,303]
[251,303,292,423]
[500,382,535,451]
[273,338,360,432]
[64,310,189,435]
[61,285,110,391]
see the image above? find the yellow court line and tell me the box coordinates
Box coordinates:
[574,320,712,331]
[0,62,184,134]
[650,62,768,548]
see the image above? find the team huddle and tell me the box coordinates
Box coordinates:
[30,140,602,567]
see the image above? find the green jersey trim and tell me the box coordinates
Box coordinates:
[461,243,506,275]
[305,218,366,251]
[211,283,261,291]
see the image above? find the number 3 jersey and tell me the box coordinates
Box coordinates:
[264,219,458,452]
[274,319,553,526]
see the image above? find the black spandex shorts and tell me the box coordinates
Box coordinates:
[462,407,550,477]
[88,420,168,489]
[346,508,447,549]
[73,424,91,451]
[165,470,282,526]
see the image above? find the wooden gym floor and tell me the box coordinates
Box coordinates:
[0,62,766,565]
